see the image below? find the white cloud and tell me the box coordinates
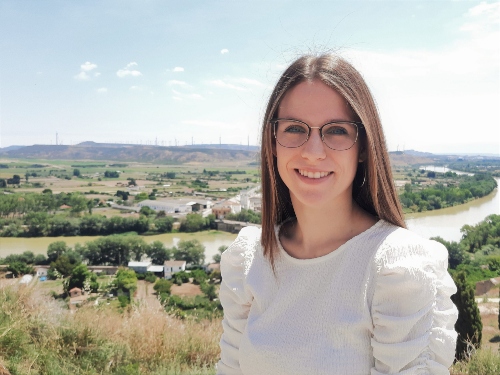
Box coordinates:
[168,80,188,86]
[173,96,182,101]
[81,61,97,71]
[117,62,142,78]
[173,67,184,72]
[208,79,246,91]
[74,61,99,81]
[74,71,90,81]
[97,87,108,93]
[129,86,141,91]
[221,49,229,54]
[341,2,499,153]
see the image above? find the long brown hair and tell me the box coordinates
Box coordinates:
[260,54,406,269]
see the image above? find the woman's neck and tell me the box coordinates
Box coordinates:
[280,197,377,259]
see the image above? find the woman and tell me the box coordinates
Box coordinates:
[217,54,458,375]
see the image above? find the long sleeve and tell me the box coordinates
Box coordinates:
[217,227,258,375]
[370,238,458,375]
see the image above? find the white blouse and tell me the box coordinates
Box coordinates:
[217,220,458,375]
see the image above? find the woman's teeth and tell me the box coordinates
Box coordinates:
[297,169,332,179]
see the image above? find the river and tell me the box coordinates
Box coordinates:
[406,177,500,242]
[1,179,498,260]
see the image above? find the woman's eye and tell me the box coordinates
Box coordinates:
[325,126,348,135]
[284,125,307,133]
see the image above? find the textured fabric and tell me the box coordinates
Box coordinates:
[217,221,458,375]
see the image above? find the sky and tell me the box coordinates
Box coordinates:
[0,0,499,155]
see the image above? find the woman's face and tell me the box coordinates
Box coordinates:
[274,79,363,210]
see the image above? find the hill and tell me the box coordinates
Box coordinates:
[0,143,258,163]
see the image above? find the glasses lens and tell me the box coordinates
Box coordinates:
[322,122,358,150]
[275,120,309,148]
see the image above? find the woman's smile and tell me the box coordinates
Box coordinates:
[296,169,333,179]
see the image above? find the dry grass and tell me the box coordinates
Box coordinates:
[0,282,222,374]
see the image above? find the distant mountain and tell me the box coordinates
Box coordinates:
[0,145,25,153]
[1,142,259,163]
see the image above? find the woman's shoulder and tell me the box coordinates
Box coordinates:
[220,225,262,277]
[374,220,449,270]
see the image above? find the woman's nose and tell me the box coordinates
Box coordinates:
[301,128,326,160]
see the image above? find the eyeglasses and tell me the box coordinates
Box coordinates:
[272,118,364,151]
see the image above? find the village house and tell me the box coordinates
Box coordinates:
[164,260,186,279]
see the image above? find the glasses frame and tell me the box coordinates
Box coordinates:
[272,118,364,151]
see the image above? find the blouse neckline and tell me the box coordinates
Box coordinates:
[275,218,384,265]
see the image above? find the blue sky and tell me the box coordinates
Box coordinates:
[1,0,498,155]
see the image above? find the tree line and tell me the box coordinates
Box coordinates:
[0,210,216,238]
[399,173,497,212]
[432,214,500,360]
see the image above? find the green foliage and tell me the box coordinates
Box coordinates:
[173,240,206,266]
[114,268,138,298]
[399,174,497,212]
[173,271,190,285]
[73,168,81,177]
[66,264,98,293]
[212,245,227,263]
[200,282,217,301]
[104,170,120,178]
[154,216,174,233]
[144,272,157,283]
[179,213,206,232]
[50,254,81,278]
[115,190,129,201]
[47,241,70,262]
[139,205,156,217]
[460,214,500,253]
[146,241,172,265]
[226,208,262,224]
[153,279,172,294]
[160,294,222,320]
[7,261,34,277]
[190,269,208,285]
[82,235,148,266]
[431,236,470,269]
[451,271,482,361]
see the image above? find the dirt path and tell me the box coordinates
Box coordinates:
[135,280,163,310]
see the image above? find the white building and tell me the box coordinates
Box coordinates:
[164,260,187,279]
[128,261,151,274]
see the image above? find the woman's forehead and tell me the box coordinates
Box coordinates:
[277,80,355,122]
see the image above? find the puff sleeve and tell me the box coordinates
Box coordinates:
[216,227,258,375]
[370,238,458,375]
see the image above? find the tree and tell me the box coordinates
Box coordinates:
[153,279,172,295]
[154,216,174,233]
[7,262,34,277]
[451,271,482,360]
[47,241,69,262]
[173,240,206,266]
[431,237,470,269]
[146,241,171,264]
[0,179,6,188]
[139,206,156,217]
[179,213,206,232]
[127,178,137,186]
[49,255,79,277]
[201,282,218,301]
[104,171,120,178]
[66,264,98,293]
[115,268,138,295]
[213,245,228,263]
[73,169,81,177]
